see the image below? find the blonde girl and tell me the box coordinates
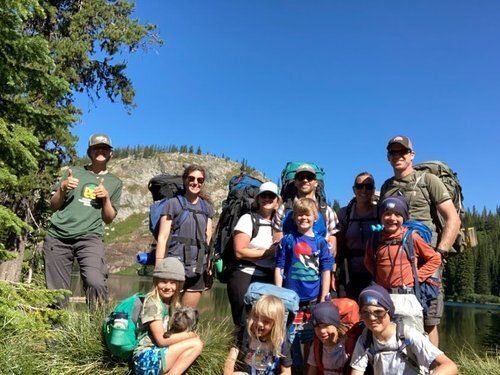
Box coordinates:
[224,294,292,375]
[133,258,203,375]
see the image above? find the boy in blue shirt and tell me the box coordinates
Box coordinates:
[275,198,334,366]
[275,197,334,302]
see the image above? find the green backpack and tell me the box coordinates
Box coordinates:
[102,293,146,360]
[413,161,476,253]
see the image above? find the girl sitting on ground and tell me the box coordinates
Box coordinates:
[224,294,292,375]
[133,258,203,375]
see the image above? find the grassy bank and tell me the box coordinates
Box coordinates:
[1,304,232,375]
[2,308,498,374]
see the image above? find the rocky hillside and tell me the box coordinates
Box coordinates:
[103,152,265,272]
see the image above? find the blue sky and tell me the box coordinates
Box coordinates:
[74,1,499,210]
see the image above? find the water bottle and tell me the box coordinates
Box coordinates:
[136,251,155,265]
[113,312,128,330]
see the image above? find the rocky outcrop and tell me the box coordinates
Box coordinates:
[108,153,265,221]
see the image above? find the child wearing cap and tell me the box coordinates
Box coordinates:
[308,300,361,375]
[364,196,441,333]
[133,258,203,375]
[350,285,457,375]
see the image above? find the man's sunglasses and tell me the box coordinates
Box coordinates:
[295,172,316,181]
[354,183,374,191]
[388,149,411,157]
[187,176,205,184]
[360,309,388,320]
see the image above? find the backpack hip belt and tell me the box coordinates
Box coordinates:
[389,286,415,295]
[170,235,208,274]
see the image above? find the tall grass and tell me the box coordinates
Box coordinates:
[455,347,500,375]
[0,305,232,375]
[1,302,497,374]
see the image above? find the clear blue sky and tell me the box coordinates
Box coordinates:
[74,0,499,210]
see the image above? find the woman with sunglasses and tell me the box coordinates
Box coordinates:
[336,172,378,300]
[156,165,214,308]
[227,181,281,335]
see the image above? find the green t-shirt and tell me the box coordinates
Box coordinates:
[134,294,169,355]
[380,170,451,246]
[47,166,122,239]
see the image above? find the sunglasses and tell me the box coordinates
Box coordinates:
[354,183,375,191]
[388,149,411,157]
[295,172,316,181]
[187,176,205,184]
[259,192,277,199]
[360,309,388,320]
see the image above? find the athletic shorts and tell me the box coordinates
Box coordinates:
[424,288,444,326]
[183,273,206,292]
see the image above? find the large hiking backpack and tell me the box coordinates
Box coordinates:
[312,298,364,375]
[148,174,184,239]
[213,174,265,283]
[102,293,146,360]
[279,162,329,236]
[413,161,476,253]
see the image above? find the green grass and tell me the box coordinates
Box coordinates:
[0,304,232,375]
[104,212,148,243]
[455,347,500,374]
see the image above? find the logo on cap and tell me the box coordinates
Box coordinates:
[393,136,403,141]
[387,202,396,209]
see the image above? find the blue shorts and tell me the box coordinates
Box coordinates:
[134,347,168,375]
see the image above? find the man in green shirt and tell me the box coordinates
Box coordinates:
[380,135,461,347]
[43,134,122,307]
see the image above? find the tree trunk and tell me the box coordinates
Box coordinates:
[0,237,25,282]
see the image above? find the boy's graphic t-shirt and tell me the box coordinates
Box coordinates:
[276,233,334,302]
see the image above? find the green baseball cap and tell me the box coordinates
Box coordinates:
[88,133,113,148]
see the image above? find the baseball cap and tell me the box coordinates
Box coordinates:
[386,135,413,151]
[88,133,113,148]
[295,164,316,176]
[258,181,279,196]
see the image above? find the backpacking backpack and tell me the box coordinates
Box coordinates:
[148,174,184,239]
[212,174,266,283]
[102,293,146,360]
[279,162,329,236]
[413,161,477,253]
[312,298,364,375]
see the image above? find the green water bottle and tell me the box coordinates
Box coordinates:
[215,258,223,273]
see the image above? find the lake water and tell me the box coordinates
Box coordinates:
[71,274,500,358]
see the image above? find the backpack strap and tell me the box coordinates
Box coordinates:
[401,230,423,305]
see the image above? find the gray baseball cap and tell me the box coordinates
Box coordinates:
[386,135,413,151]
